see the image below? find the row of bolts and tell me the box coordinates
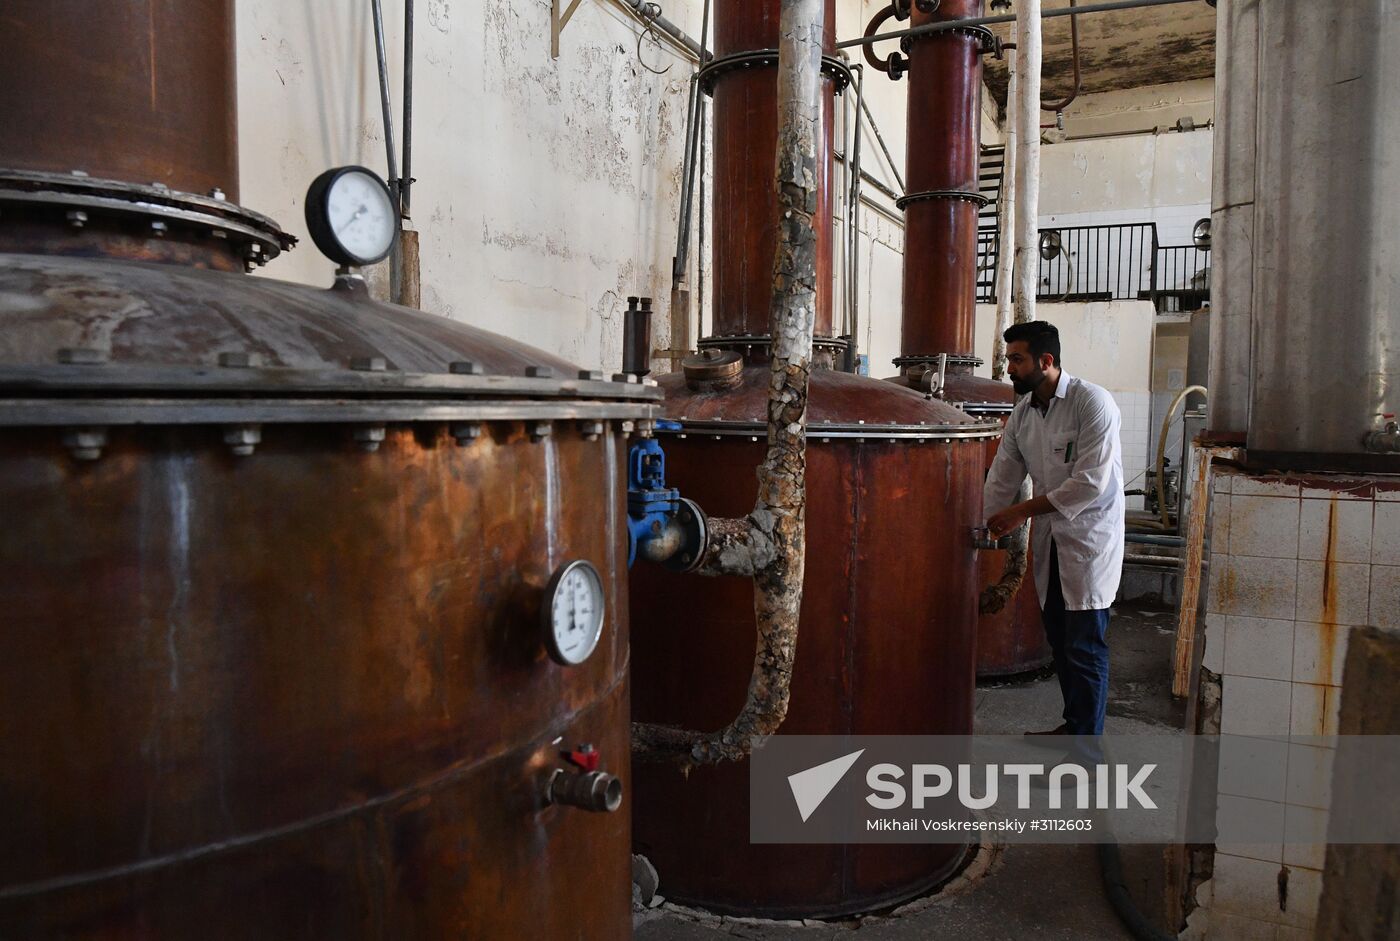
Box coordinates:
[51,346,657,461]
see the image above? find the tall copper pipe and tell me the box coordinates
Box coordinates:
[899,0,984,360]
[711,0,836,341]
[0,0,239,198]
[894,1,1049,677]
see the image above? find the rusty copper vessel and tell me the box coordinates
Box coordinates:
[628,0,1000,917]
[0,4,654,937]
[891,0,1048,678]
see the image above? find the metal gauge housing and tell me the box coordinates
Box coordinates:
[304,165,399,267]
[543,560,606,666]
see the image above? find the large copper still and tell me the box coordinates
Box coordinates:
[0,4,653,937]
[887,0,1049,678]
[628,0,1001,917]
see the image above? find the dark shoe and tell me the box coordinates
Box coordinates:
[1023,723,1068,740]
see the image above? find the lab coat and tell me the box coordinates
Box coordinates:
[982,370,1125,611]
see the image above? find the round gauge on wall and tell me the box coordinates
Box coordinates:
[304,165,399,267]
[543,560,606,667]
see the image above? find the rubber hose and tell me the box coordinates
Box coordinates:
[1098,841,1174,941]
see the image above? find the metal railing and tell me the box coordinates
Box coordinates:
[1154,243,1211,313]
[976,222,1211,314]
[1036,222,1158,304]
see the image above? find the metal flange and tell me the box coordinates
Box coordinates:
[0,169,295,266]
[698,51,854,95]
[894,189,991,211]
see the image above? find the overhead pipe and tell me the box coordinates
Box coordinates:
[613,0,709,60]
[836,0,1200,51]
[632,0,822,766]
[1039,0,1082,113]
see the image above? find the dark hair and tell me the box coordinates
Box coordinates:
[1002,320,1061,367]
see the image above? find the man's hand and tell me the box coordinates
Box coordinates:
[987,494,1058,537]
[986,504,1028,540]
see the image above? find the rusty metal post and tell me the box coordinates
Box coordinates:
[632,0,822,766]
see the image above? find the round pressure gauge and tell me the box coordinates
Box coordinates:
[543,560,606,666]
[304,166,399,266]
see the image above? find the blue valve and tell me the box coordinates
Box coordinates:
[626,421,705,570]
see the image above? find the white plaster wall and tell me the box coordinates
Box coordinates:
[1039,128,1213,246]
[1040,129,1213,217]
[232,1,1192,400]
[235,0,930,377]
[974,300,1156,506]
[1058,79,1214,139]
[236,0,703,374]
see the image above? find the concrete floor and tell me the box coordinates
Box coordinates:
[635,602,1184,940]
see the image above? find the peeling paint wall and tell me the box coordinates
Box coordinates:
[984,1,1216,108]
[1059,78,1214,139]
[234,0,930,376]
[236,0,699,373]
[1037,83,1214,247]
[233,1,1187,387]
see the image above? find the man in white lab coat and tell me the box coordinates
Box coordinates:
[983,321,1125,741]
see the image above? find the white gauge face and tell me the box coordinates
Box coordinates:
[326,169,396,264]
[545,561,606,666]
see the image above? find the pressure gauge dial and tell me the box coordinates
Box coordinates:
[304,166,399,266]
[543,560,606,666]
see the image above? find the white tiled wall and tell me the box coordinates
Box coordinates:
[1111,390,1152,511]
[1196,468,1400,938]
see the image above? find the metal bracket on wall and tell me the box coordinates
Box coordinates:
[552,0,585,57]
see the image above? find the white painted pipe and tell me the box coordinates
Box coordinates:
[992,57,1018,379]
[1013,0,1042,326]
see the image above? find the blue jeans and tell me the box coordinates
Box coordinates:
[1043,542,1110,741]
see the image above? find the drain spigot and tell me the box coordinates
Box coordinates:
[548,768,623,813]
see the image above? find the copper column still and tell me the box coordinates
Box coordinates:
[628,0,1001,918]
[891,0,1048,677]
[0,3,655,937]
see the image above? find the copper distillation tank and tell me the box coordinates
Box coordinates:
[870,0,1049,678]
[0,3,654,937]
[628,0,1002,918]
